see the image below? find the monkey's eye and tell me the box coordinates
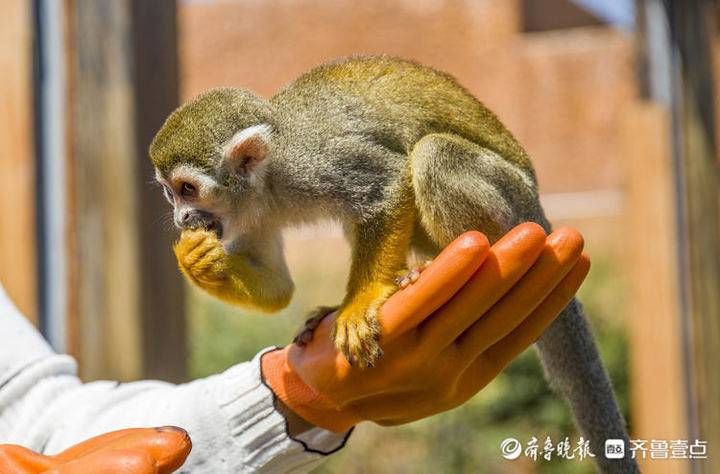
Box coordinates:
[180,182,197,199]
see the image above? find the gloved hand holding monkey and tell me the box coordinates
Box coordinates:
[261,224,591,434]
[153,56,638,473]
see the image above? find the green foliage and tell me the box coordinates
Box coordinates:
[188,251,630,474]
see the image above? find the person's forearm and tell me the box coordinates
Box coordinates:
[0,288,346,474]
[2,349,349,473]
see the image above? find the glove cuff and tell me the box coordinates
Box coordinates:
[261,348,361,433]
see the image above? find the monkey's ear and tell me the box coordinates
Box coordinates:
[221,124,272,176]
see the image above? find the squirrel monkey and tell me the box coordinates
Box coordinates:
[150,57,636,473]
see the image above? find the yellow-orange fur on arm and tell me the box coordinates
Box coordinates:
[333,185,416,367]
[173,229,293,313]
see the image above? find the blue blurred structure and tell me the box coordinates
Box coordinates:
[572,0,635,28]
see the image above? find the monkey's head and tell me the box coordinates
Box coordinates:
[150,88,276,248]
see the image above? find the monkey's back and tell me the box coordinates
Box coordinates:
[271,56,532,172]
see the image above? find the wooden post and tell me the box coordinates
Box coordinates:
[0,1,37,324]
[635,1,720,472]
[66,0,185,381]
[131,0,186,382]
[667,2,720,472]
[67,0,142,380]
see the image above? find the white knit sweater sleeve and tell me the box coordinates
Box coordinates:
[0,286,351,473]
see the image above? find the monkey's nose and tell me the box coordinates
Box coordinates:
[174,211,191,228]
[176,209,216,230]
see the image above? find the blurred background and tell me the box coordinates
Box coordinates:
[1,0,719,472]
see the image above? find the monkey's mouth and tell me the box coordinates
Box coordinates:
[204,220,223,240]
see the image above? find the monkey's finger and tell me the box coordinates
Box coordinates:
[457,255,590,398]
[378,231,490,341]
[174,229,214,254]
[394,260,432,288]
[417,223,546,351]
[455,228,584,363]
[180,239,223,268]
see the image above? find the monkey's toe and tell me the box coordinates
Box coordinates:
[394,260,433,289]
[333,310,382,369]
[293,305,337,346]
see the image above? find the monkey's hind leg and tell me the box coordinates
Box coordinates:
[410,133,542,246]
[410,133,637,473]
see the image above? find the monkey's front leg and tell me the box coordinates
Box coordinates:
[174,229,294,313]
[335,205,415,368]
[295,259,431,346]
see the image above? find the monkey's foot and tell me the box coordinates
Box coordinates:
[333,285,395,368]
[293,305,338,346]
[394,260,433,289]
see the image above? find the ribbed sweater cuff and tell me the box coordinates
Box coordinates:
[214,347,351,472]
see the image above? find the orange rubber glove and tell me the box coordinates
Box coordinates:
[262,223,590,433]
[0,427,191,474]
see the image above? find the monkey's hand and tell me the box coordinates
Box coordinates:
[294,305,338,346]
[174,229,230,290]
[333,282,398,368]
[174,229,293,313]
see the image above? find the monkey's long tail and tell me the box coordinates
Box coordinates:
[535,297,640,473]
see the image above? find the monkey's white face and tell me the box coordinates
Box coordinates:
[154,123,274,252]
[155,164,228,237]
[156,164,262,253]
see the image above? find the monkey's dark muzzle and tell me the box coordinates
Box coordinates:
[181,210,223,239]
